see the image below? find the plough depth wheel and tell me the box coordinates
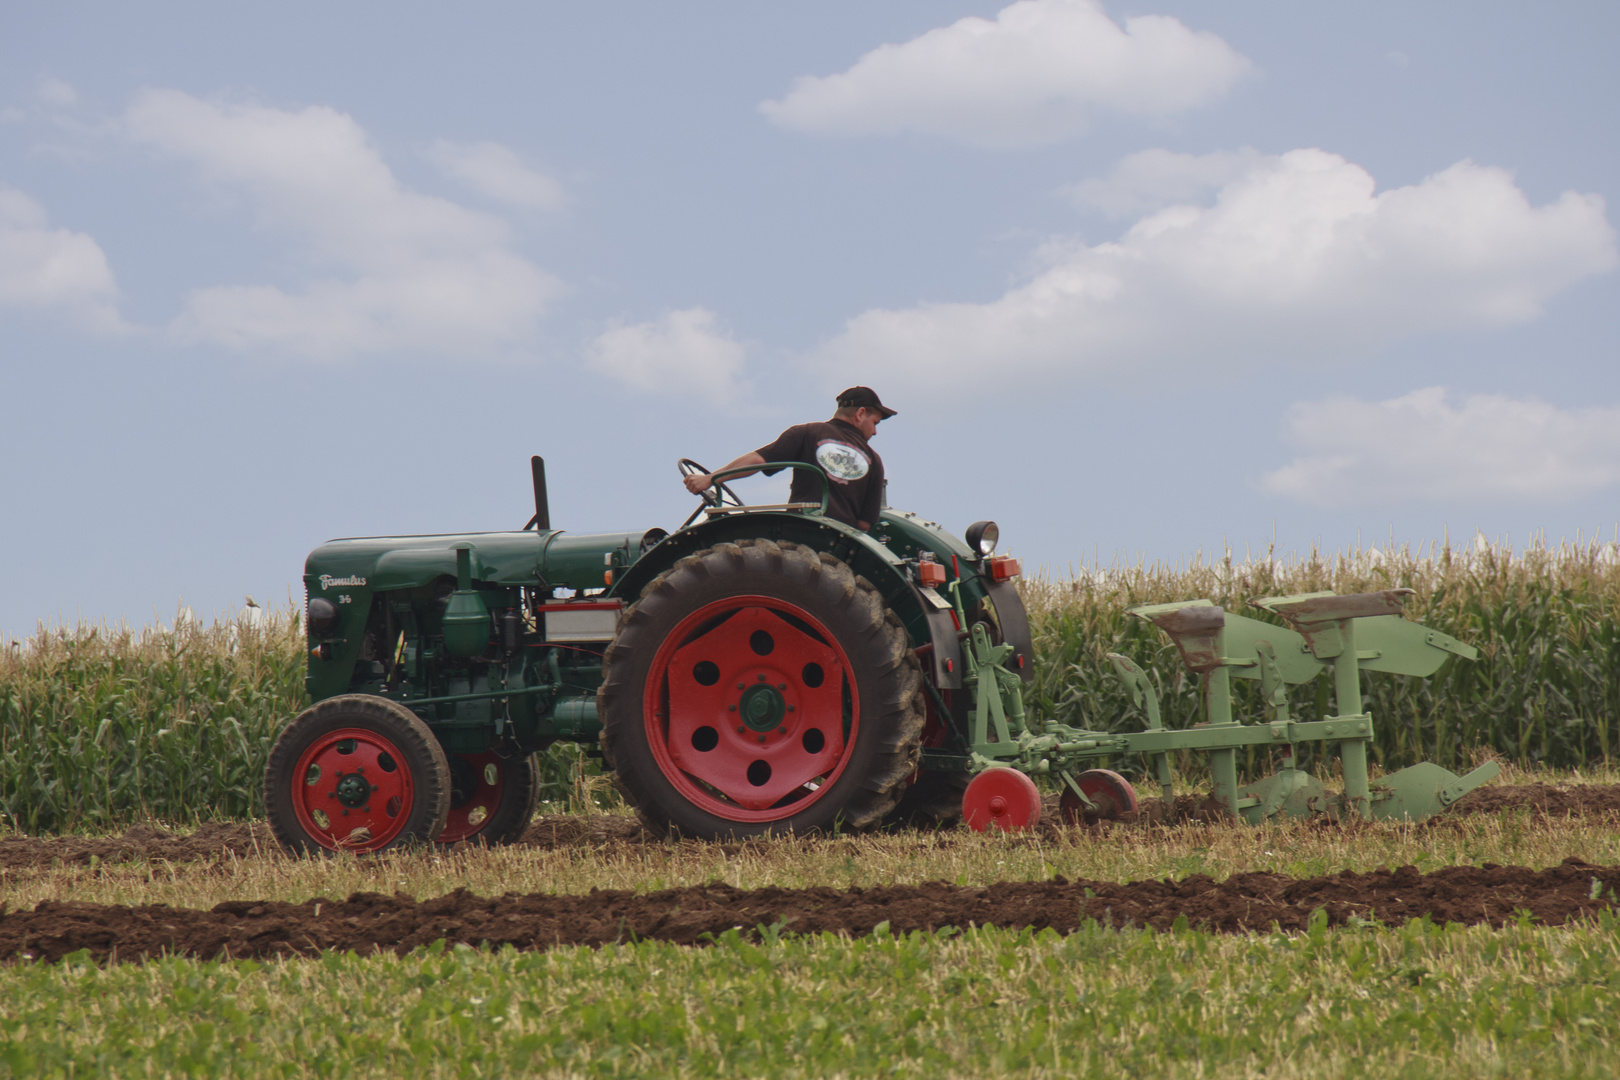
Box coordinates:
[962,767,1042,833]
[437,751,540,846]
[599,539,924,838]
[1060,768,1139,824]
[264,695,451,855]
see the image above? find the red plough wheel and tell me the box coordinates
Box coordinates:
[1060,768,1139,824]
[962,767,1042,832]
[290,727,416,853]
[645,596,858,822]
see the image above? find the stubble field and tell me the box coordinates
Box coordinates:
[2,768,1620,1077]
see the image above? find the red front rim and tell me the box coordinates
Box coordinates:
[642,594,859,823]
[290,727,415,852]
[438,752,509,844]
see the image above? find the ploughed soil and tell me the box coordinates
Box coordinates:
[2,781,1618,872]
[3,858,1617,963]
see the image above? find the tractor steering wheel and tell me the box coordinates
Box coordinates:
[678,458,744,528]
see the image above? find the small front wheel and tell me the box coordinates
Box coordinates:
[265,695,451,855]
[437,751,540,847]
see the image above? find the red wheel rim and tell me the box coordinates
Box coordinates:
[642,595,859,822]
[438,752,509,844]
[1060,769,1139,824]
[962,768,1041,832]
[290,727,415,852]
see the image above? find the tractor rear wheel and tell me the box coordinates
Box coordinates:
[599,539,925,839]
[265,695,451,855]
[436,751,540,847]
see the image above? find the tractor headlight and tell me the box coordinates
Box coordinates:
[964,521,999,557]
[306,597,341,637]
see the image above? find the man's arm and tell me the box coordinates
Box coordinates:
[683,451,766,495]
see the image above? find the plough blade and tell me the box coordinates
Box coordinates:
[1364,760,1501,822]
[1233,769,1331,824]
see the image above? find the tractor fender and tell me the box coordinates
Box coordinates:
[613,511,962,688]
[983,579,1034,684]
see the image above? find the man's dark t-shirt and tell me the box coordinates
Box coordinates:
[755,419,884,529]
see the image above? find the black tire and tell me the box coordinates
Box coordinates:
[436,751,540,847]
[265,694,452,856]
[890,771,971,829]
[599,538,925,839]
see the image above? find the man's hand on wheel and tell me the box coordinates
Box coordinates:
[683,472,713,495]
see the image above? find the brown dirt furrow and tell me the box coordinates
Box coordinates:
[2,857,1615,963]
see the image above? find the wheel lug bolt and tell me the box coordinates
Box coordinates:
[787,706,795,712]
[757,736,766,744]
[729,705,737,711]
[757,674,766,681]
[737,683,745,690]
[737,726,746,734]
[777,726,787,734]
[778,683,786,690]
[341,809,349,817]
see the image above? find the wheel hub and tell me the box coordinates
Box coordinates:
[334,771,372,808]
[738,683,786,732]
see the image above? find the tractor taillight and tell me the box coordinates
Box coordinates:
[988,555,1021,582]
[917,561,946,587]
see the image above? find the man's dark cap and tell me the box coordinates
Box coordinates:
[836,386,897,419]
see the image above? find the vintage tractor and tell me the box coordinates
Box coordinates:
[265,456,1498,852]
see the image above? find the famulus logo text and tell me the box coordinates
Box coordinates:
[319,575,368,590]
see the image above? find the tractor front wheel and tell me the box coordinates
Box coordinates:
[265,695,451,855]
[599,539,925,838]
[437,751,540,847]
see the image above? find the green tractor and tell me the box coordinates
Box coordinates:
[268,456,1500,854]
[266,457,1023,851]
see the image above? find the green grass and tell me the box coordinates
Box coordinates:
[3,917,1618,1078]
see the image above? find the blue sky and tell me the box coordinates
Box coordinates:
[3,1,1617,638]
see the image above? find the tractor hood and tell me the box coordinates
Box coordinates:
[305,528,664,597]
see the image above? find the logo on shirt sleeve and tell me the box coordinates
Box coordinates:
[815,441,870,482]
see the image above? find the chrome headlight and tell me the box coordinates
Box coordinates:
[964,520,999,557]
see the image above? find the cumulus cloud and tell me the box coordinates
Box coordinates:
[0,185,126,332]
[587,308,746,402]
[124,89,559,359]
[1065,147,1266,216]
[759,0,1252,148]
[816,150,1616,394]
[1261,388,1620,506]
[424,140,566,211]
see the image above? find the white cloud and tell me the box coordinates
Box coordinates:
[0,185,126,332]
[36,79,78,109]
[425,140,565,211]
[759,0,1252,148]
[1065,147,1266,217]
[124,89,559,359]
[1261,388,1620,506]
[587,308,746,402]
[816,150,1616,394]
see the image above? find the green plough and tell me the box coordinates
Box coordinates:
[955,583,1500,830]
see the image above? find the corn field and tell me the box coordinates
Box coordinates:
[0,609,581,833]
[2,536,1618,832]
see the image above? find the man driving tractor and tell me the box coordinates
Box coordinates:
[681,385,897,531]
